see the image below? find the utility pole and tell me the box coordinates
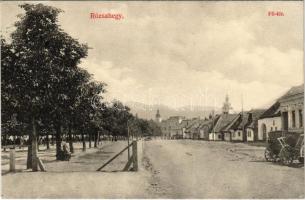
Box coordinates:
[212,109,215,141]
[241,93,246,142]
[127,120,130,160]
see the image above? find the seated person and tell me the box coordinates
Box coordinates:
[62,142,70,154]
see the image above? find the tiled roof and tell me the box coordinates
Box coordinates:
[278,84,304,102]
[213,114,239,132]
[185,119,202,132]
[236,112,250,129]
[259,101,281,119]
[198,119,214,129]
[247,109,266,128]
[259,84,303,119]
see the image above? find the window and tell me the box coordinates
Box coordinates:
[248,132,251,137]
[218,134,221,139]
[271,127,273,131]
[273,120,275,125]
[238,131,241,137]
[292,110,296,128]
[299,110,303,128]
[275,127,277,131]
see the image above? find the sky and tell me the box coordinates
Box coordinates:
[1,1,303,111]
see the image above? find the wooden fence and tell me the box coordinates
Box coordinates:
[5,140,138,173]
[97,140,138,172]
[7,147,46,173]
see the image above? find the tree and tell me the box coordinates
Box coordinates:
[3,3,89,167]
[101,100,133,139]
[1,38,18,150]
[74,81,106,151]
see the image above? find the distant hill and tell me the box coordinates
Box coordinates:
[125,101,221,120]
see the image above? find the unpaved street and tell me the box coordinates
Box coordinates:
[143,139,304,198]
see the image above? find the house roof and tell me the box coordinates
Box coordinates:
[198,119,215,129]
[184,119,202,132]
[185,117,218,133]
[259,101,281,119]
[236,112,250,129]
[278,84,304,102]
[213,114,239,132]
[247,109,266,128]
[258,84,304,120]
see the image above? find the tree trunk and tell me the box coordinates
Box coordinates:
[37,134,40,151]
[18,135,22,149]
[68,124,74,153]
[81,131,86,152]
[13,135,16,145]
[46,134,50,149]
[98,132,101,145]
[94,132,97,148]
[26,133,32,169]
[73,133,77,143]
[51,134,54,145]
[89,132,92,148]
[31,117,38,171]
[3,133,7,152]
[55,123,62,160]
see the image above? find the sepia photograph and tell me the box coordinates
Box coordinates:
[1,1,304,199]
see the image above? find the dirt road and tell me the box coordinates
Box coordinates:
[143,139,304,198]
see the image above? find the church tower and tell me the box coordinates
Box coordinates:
[155,109,162,123]
[222,94,233,114]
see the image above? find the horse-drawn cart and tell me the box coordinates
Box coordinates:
[264,131,304,165]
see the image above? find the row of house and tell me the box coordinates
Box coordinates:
[156,84,304,142]
[208,109,265,142]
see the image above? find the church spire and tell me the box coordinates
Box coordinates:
[222,94,232,114]
[155,109,161,123]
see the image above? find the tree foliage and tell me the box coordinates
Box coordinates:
[1,3,162,167]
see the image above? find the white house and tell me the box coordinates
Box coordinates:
[199,122,213,140]
[245,109,266,142]
[160,116,185,139]
[277,84,304,134]
[246,128,255,141]
[209,132,222,141]
[209,114,238,141]
[258,102,282,141]
[232,129,244,141]
[231,113,249,142]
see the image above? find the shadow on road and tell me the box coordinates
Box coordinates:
[249,160,304,168]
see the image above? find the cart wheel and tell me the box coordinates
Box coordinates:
[299,145,304,164]
[264,147,275,162]
[279,146,294,165]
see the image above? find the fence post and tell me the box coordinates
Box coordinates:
[9,147,16,172]
[37,157,46,172]
[132,140,138,171]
